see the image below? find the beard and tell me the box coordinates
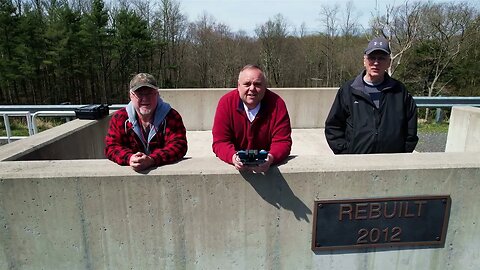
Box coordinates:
[138,107,153,116]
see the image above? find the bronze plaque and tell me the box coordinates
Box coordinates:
[312,195,451,251]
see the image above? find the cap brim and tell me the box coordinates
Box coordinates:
[130,83,158,92]
[365,48,390,55]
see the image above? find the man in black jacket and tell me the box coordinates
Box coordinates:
[325,37,418,154]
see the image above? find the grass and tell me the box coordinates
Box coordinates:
[0,118,66,137]
[418,121,449,133]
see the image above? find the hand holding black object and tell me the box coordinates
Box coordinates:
[233,150,271,173]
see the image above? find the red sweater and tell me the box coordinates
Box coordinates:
[105,108,187,166]
[212,89,292,165]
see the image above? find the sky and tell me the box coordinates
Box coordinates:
[179,0,480,35]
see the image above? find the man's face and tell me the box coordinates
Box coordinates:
[237,68,266,109]
[130,87,159,116]
[363,51,391,82]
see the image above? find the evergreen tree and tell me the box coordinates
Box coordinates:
[111,7,153,102]
[80,0,112,103]
[0,0,21,103]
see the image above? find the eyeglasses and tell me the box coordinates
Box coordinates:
[366,55,390,62]
[130,90,157,99]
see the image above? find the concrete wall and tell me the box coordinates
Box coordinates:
[160,88,337,130]
[0,117,110,161]
[445,106,480,152]
[0,154,479,270]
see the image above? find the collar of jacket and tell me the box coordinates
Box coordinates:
[351,70,397,95]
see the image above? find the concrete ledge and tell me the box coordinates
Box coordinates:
[446,106,480,152]
[185,128,333,158]
[0,152,479,177]
[0,117,110,161]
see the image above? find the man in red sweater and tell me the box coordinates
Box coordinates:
[212,65,292,173]
[105,73,187,171]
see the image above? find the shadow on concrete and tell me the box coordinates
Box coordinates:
[282,155,297,164]
[136,157,192,174]
[241,166,312,223]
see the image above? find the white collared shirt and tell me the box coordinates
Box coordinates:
[243,103,261,122]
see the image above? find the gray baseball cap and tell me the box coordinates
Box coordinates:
[364,37,391,55]
[129,73,159,92]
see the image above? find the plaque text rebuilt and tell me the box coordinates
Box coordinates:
[312,195,451,251]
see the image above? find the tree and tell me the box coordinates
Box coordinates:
[43,2,84,104]
[0,0,479,106]
[17,4,49,104]
[446,14,480,96]
[187,13,217,87]
[151,0,187,88]
[112,7,152,101]
[370,0,423,76]
[416,2,478,119]
[318,4,339,86]
[0,0,21,103]
[80,0,112,103]
[255,14,289,87]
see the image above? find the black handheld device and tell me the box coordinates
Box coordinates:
[236,150,268,166]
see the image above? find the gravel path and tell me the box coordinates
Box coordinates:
[416,132,448,152]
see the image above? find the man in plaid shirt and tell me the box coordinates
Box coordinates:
[105,73,187,171]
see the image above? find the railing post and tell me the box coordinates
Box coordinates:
[3,114,11,143]
[26,112,33,136]
[32,112,39,134]
[435,108,443,123]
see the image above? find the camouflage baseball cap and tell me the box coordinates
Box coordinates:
[129,73,159,92]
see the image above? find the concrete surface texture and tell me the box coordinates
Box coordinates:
[186,129,334,158]
[445,106,480,152]
[0,153,479,270]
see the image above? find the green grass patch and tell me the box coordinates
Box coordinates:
[0,117,67,137]
[0,119,30,136]
[418,121,449,133]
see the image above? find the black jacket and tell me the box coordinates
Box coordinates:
[325,71,418,154]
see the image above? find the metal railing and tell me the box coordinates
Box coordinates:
[0,105,122,143]
[414,97,480,108]
[0,96,479,143]
[0,104,124,112]
[31,111,77,134]
[0,111,33,143]
[0,111,81,143]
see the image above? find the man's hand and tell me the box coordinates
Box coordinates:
[251,154,274,173]
[232,153,274,173]
[232,153,248,171]
[129,152,155,171]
